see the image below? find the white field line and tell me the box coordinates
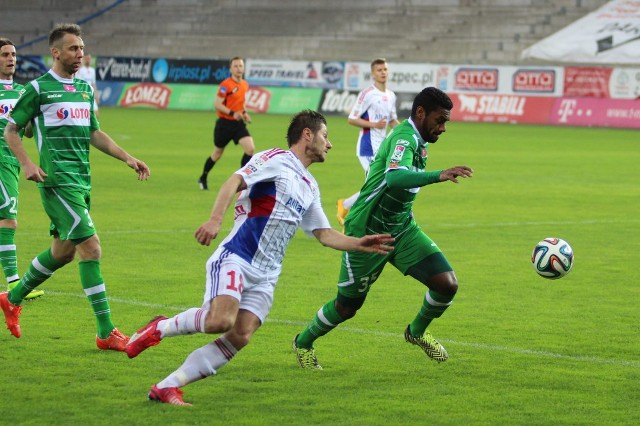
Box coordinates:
[41,290,640,369]
[16,218,640,237]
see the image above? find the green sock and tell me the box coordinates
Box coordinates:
[409,290,454,337]
[0,228,19,284]
[8,248,63,306]
[296,299,344,349]
[79,260,115,339]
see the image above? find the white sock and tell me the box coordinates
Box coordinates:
[343,192,360,210]
[158,308,207,338]
[157,336,238,389]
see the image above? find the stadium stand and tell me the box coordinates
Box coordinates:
[5,0,609,64]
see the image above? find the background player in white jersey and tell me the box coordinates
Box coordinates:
[337,58,399,227]
[126,110,394,406]
[75,53,99,117]
[0,38,43,300]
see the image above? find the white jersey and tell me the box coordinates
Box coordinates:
[76,65,96,86]
[348,84,397,160]
[220,148,331,273]
[76,65,98,110]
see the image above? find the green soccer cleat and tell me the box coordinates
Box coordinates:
[292,334,323,370]
[7,281,44,301]
[404,325,448,362]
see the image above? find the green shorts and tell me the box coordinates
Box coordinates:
[0,163,20,220]
[39,186,96,241]
[337,221,452,299]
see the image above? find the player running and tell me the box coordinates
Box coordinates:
[293,87,473,369]
[126,110,394,406]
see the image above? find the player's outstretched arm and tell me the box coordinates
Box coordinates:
[439,166,473,183]
[312,228,394,254]
[90,130,150,180]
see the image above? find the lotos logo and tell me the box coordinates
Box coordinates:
[3,84,12,91]
[0,104,10,115]
[63,84,76,92]
[513,70,555,93]
[56,107,90,120]
[120,83,171,109]
[454,68,498,91]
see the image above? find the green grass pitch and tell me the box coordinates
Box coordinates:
[1,107,638,425]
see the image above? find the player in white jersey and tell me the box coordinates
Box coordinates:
[126,110,395,406]
[337,58,399,227]
[75,53,98,116]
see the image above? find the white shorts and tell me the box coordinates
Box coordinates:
[202,246,277,323]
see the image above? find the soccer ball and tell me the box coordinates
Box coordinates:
[531,238,574,279]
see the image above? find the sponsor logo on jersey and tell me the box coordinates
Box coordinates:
[234,204,247,220]
[3,85,12,91]
[47,94,63,99]
[42,101,91,127]
[285,196,307,216]
[63,84,76,92]
[396,139,410,146]
[391,145,405,162]
[0,102,15,117]
[242,164,258,175]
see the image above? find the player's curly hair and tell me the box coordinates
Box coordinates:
[49,23,82,47]
[411,87,453,118]
[286,110,326,147]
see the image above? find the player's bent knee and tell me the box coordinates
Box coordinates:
[204,316,234,334]
[336,294,365,319]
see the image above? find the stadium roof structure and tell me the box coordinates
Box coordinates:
[521,0,640,64]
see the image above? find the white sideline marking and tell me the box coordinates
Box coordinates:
[42,290,640,369]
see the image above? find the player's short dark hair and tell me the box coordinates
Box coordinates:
[0,38,15,48]
[286,110,326,147]
[49,23,82,48]
[411,87,453,118]
[230,56,244,65]
[370,58,387,69]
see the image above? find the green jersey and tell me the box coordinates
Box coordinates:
[9,70,99,189]
[0,79,24,166]
[346,119,429,237]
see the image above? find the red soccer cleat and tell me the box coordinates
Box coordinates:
[96,328,129,351]
[148,384,192,406]
[0,291,22,338]
[126,315,167,359]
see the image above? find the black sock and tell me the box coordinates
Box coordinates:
[241,154,252,167]
[202,157,215,178]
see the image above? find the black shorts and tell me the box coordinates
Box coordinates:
[214,118,251,148]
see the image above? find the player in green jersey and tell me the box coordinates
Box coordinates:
[0,24,150,351]
[293,87,473,368]
[0,38,44,300]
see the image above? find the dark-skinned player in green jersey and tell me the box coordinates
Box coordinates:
[293,87,473,369]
